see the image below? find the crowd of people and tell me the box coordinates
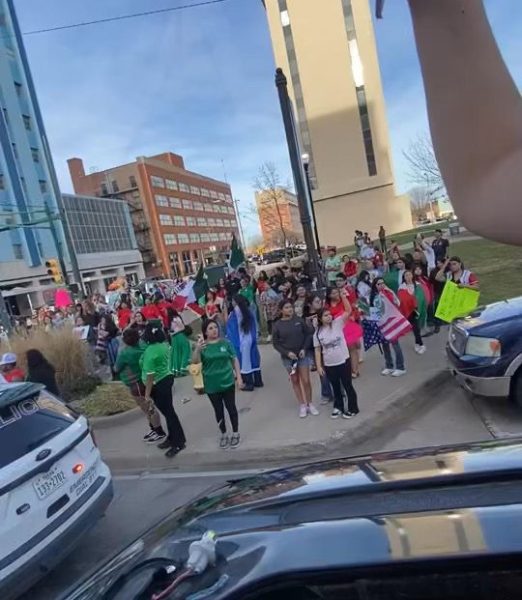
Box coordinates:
[0,225,480,458]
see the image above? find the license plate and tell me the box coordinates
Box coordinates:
[69,464,97,498]
[33,466,67,500]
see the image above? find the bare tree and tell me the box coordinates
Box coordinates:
[253,162,289,252]
[408,185,430,221]
[403,133,444,190]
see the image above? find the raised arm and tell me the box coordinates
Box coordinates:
[408,0,522,245]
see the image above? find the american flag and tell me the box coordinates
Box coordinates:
[378,295,412,343]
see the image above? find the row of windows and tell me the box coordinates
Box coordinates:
[154,194,235,214]
[150,175,232,202]
[158,214,236,228]
[164,231,233,246]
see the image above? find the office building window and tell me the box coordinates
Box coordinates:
[159,214,172,226]
[217,193,225,201]
[209,190,218,199]
[219,232,228,241]
[211,205,219,213]
[197,217,207,227]
[182,199,193,210]
[178,233,189,244]
[179,182,190,193]
[225,194,232,202]
[341,0,377,176]
[200,233,210,243]
[155,194,169,207]
[174,215,186,226]
[39,180,47,193]
[190,185,200,195]
[182,251,192,273]
[227,207,234,215]
[190,233,200,243]
[13,243,23,259]
[163,233,176,245]
[129,175,137,188]
[219,206,227,214]
[201,188,210,197]
[31,147,39,163]
[111,180,119,193]
[150,175,165,188]
[101,183,108,195]
[22,114,31,130]
[207,218,216,227]
[14,82,22,97]
[193,201,204,212]
[210,233,219,242]
[0,174,4,190]
[203,203,213,213]
[185,216,196,226]
[166,179,178,190]
[216,219,224,227]
[12,143,18,159]
[169,197,181,208]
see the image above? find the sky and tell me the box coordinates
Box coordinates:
[14,0,522,242]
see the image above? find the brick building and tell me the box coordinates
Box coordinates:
[255,187,303,249]
[67,152,239,277]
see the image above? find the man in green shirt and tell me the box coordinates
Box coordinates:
[114,328,165,443]
[325,247,342,285]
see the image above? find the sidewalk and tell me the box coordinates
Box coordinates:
[94,329,450,473]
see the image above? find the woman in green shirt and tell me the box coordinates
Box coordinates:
[141,323,186,458]
[114,328,166,444]
[192,320,243,450]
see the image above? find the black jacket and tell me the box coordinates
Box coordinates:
[27,363,60,396]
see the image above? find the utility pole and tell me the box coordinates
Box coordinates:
[233,198,247,251]
[301,153,322,255]
[275,68,323,287]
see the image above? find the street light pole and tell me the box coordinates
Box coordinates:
[275,68,323,287]
[233,198,247,251]
[301,154,322,255]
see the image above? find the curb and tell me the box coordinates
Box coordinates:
[103,370,449,474]
[89,406,142,429]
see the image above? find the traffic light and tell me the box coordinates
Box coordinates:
[45,258,63,284]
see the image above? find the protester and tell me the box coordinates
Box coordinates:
[193,320,243,449]
[25,349,59,395]
[385,257,407,293]
[141,295,162,322]
[413,265,433,333]
[436,256,480,290]
[238,275,255,304]
[117,301,132,330]
[272,299,318,418]
[369,278,406,376]
[258,283,280,342]
[398,271,426,354]
[428,258,447,333]
[269,267,286,291]
[141,322,186,458]
[0,352,25,382]
[314,289,359,419]
[204,290,220,323]
[304,294,333,403]
[168,308,191,377]
[378,225,387,253]
[226,295,263,391]
[325,246,341,285]
[343,255,358,283]
[129,311,147,337]
[95,315,120,373]
[356,270,372,304]
[431,229,450,263]
[114,328,166,443]
[293,284,308,318]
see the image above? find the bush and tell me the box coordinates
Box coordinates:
[1,327,94,401]
[72,382,137,418]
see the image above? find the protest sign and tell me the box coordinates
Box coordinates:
[435,281,480,323]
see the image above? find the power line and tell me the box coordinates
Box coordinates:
[23,0,232,36]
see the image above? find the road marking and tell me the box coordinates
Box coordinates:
[114,468,263,481]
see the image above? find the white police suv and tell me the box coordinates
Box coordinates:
[0,382,113,599]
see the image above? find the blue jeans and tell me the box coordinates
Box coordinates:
[382,340,405,371]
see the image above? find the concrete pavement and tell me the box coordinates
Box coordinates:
[94,329,451,472]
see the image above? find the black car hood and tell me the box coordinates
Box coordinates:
[63,438,522,600]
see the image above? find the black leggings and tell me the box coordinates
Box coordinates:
[208,385,239,433]
[151,375,186,448]
[409,313,423,345]
[324,359,359,414]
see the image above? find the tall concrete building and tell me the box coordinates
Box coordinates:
[263,0,412,247]
[255,187,303,248]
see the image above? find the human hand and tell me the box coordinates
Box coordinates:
[196,334,206,350]
[287,352,298,360]
[298,349,305,359]
[236,376,244,389]
[317,366,325,378]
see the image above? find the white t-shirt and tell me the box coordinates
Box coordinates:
[423,244,436,271]
[313,318,349,367]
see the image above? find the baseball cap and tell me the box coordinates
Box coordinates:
[0,352,17,366]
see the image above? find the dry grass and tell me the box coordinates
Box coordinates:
[0,327,96,401]
[71,382,136,418]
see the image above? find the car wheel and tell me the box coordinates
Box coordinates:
[510,369,522,408]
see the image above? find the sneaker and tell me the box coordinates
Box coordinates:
[165,446,181,459]
[414,344,422,354]
[381,368,394,376]
[320,397,331,405]
[299,404,308,418]
[266,335,272,343]
[157,439,172,450]
[347,410,359,418]
[145,431,165,444]
[230,433,240,449]
[143,430,155,442]
[341,412,352,419]
[391,369,406,377]
[219,434,229,449]
[331,408,342,419]
[307,403,319,416]
[418,345,426,354]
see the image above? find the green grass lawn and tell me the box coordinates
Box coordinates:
[444,239,522,305]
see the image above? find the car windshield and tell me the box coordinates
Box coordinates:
[0,390,77,468]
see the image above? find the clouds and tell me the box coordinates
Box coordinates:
[14,0,522,241]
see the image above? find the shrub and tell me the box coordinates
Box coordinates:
[72,382,137,418]
[1,327,94,401]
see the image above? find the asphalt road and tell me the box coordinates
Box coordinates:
[20,383,522,600]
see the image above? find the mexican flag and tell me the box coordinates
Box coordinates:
[229,233,245,271]
[172,264,208,322]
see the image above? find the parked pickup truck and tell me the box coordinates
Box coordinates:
[446,296,522,405]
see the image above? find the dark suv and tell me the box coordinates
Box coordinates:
[446,296,522,405]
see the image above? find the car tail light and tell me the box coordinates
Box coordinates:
[72,463,84,474]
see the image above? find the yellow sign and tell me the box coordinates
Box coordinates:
[435,281,480,323]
